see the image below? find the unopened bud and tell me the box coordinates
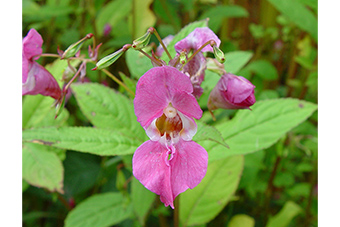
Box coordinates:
[93,44,131,70]
[212,45,225,63]
[179,50,187,65]
[61,33,93,59]
[132,29,152,50]
[55,92,67,119]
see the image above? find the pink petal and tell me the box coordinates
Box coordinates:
[175,27,221,53]
[222,74,255,104]
[170,140,208,199]
[132,140,174,208]
[134,66,200,127]
[22,53,29,83]
[22,61,61,100]
[23,28,43,60]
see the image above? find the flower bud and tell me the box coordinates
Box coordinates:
[93,44,131,70]
[208,73,256,111]
[132,29,152,50]
[212,45,225,63]
[61,33,93,59]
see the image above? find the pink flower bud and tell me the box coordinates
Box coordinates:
[208,73,256,110]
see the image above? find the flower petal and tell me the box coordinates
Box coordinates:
[132,140,174,208]
[23,28,43,60]
[170,140,208,199]
[171,91,202,120]
[174,27,221,53]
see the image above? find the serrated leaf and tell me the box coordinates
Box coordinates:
[266,201,302,227]
[162,19,209,63]
[228,214,255,227]
[224,51,253,74]
[267,0,317,42]
[131,177,156,226]
[199,5,249,32]
[64,192,132,227]
[22,127,141,156]
[125,49,153,79]
[194,122,228,148]
[180,155,244,227]
[71,82,147,142]
[22,143,64,193]
[201,98,317,162]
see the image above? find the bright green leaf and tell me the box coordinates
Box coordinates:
[22,127,141,156]
[228,214,255,227]
[22,143,64,193]
[201,98,317,162]
[194,122,228,148]
[64,192,132,227]
[125,49,153,79]
[266,201,302,227]
[224,51,253,74]
[131,0,156,38]
[180,155,244,227]
[71,82,147,142]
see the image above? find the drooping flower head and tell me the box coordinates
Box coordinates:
[133,66,208,208]
[208,73,256,110]
[22,29,61,100]
[173,27,221,98]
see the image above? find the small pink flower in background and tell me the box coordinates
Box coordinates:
[208,73,256,110]
[174,27,221,98]
[22,29,61,100]
[133,66,208,208]
[103,23,112,37]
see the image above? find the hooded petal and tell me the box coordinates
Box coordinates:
[170,140,208,199]
[23,28,43,60]
[132,140,174,208]
[134,66,200,127]
[22,61,61,99]
[174,27,221,53]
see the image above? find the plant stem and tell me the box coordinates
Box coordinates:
[180,39,214,70]
[152,28,173,60]
[138,49,163,66]
[39,53,61,58]
[174,195,180,227]
[101,68,135,97]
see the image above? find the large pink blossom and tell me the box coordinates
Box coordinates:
[22,29,61,100]
[208,73,256,110]
[133,66,208,208]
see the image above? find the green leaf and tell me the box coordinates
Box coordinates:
[22,143,64,193]
[199,5,249,32]
[180,155,244,227]
[22,95,69,129]
[201,98,317,162]
[64,192,132,227]
[224,51,253,74]
[194,122,228,148]
[228,214,255,227]
[125,49,153,79]
[266,201,302,227]
[71,82,147,141]
[267,0,317,42]
[153,0,181,30]
[131,177,156,226]
[22,127,141,156]
[243,60,278,80]
[131,0,156,38]
[162,19,209,63]
[95,0,132,36]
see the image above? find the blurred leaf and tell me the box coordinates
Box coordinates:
[244,60,278,80]
[131,177,156,226]
[199,5,249,32]
[22,143,64,193]
[23,127,141,156]
[162,19,209,62]
[200,98,318,162]
[239,150,265,189]
[71,82,147,141]
[131,0,156,38]
[153,0,181,31]
[23,3,74,22]
[266,201,302,227]
[267,0,317,42]
[258,90,280,100]
[287,183,311,197]
[125,49,153,79]
[180,155,244,227]
[273,172,295,187]
[224,51,253,74]
[296,0,318,11]
[118,72,137,98]
[228,214,255,227]
[63,151,101,196]
[194,122,229,148]
[22,95,69,129]
[64,192,132,227]
[95,0,132,36]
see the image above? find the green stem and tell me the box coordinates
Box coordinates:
[180,39,214,70]
[174,195,180,227]
[152,28,172,60]
[138,49,163,66]
[101,68,135,97]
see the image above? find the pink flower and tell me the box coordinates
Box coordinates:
[133,66,208,208]
[22,29,61,100]
[208,73,256,110]
[173,27,221,98]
